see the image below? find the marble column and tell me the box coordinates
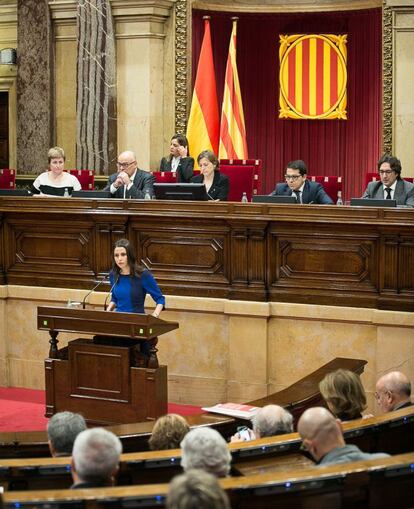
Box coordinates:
[76,0,117,175]
[16,0,53,174]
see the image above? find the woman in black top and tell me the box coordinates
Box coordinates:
[159,134,194,183]
[191,150,229,201]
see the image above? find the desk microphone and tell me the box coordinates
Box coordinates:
[82,275,109,309]
[104,275,119,311]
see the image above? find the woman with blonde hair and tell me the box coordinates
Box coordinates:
[149,414,190,451]
[319,369,367,421]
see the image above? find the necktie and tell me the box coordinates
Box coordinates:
[293,190,301,204]
[385,187,392,200]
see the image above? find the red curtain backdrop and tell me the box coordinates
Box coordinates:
[192,9,382,201]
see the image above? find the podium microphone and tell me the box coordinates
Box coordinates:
[104,275,119,311]
[82,275,109,309]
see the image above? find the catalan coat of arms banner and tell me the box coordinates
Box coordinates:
[279,34,347,120]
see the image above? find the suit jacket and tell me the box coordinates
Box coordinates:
[362,179,414,207]
[159,156,194,183]
[104,168,155,199]
[191,171,229,201]
[270,179,333,204]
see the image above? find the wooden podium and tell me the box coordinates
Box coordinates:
[38,307,178,425]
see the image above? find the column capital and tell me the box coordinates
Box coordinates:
[48,0,175,21]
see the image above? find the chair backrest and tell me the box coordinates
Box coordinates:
[152,170,201,184]
[0,168,16,189]
[219,159,262,202]
[69,169,95,190]
[309,175,342,202]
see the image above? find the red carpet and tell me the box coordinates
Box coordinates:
[0,387,202,432]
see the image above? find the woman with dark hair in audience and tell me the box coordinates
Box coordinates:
[191,150,229,201]
[149,414,190,451]
[31,146,81,197]
[319,369,368,421]
[160,134,194,183]
[107,239,165,358]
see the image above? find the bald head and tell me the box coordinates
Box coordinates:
[252,405,293,438]
[117,151,137,176]
[298,407,345,462]
[375,371,411,413]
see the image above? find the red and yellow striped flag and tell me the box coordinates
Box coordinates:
[219,19,248,160]
[186,17,219,159]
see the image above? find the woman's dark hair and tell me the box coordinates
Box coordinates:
[112,238,144,277]
[197,150,219,171]
[169,134,190,160]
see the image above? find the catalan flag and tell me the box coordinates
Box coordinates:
[279,34,347,120]
[219,18,248,160]
[186,17,219,159]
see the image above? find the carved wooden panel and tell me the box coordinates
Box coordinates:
[0,198,413,311]
[130,218,230,296]
[69,340,130,402]
[273,238,376,287]
[4,216,96,286]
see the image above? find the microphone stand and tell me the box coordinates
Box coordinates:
[82,275,109,309]
[104,275,119,310]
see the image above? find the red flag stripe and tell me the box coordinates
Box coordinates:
[288,46,296,105]
[330,46,338,106]
[315,38,324,115]
[302,39,310,116]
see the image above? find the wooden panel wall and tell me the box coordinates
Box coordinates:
[0,198,413,311]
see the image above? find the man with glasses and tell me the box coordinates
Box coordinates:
[375,371,412,414]
[104,150,155,199]
[269,160,333,204]
[362,155,414,206]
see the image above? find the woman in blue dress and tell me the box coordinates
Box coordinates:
[107,239,165,357]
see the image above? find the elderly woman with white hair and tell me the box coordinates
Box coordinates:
[180,427,232,478]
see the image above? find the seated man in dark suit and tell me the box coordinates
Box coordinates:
[104,150,155,199]
[270,160,333,204]
[362,155,414,207]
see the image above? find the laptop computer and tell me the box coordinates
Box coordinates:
[252,195,297,204]
[350,198,397,208]
[0,189,32,196]
[72,190,112,198]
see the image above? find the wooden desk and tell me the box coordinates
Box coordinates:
[0,197,413,310]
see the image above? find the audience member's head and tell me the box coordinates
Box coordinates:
[149,414,190,451]
[47,411,87,457]
[71,428,122,487]
[252,405,294,438]
[375,371,412,413]
[319,369,367,421]
[167,469,230,509]
[298,407,345,463]
[180,427,231,478]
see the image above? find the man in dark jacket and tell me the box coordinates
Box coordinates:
[104,150,155,199]
[270,160,333,204]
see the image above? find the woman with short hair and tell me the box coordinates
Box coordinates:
[31,147,81,197]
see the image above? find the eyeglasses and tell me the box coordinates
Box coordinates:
[117,161,135,168]
[285,174,301,181]
[379,170,395,176]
